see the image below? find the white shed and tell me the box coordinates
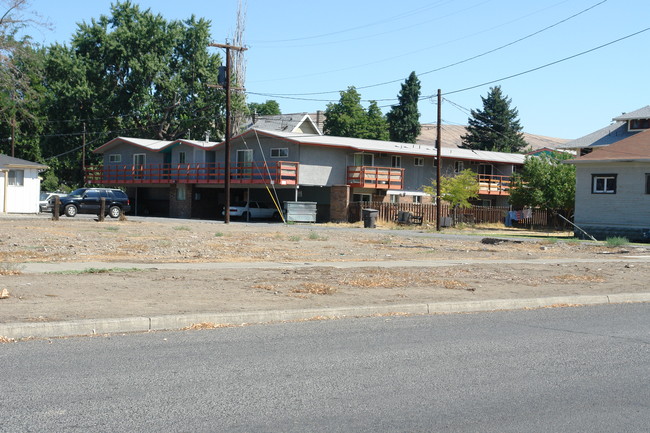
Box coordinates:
[0,154,48,214]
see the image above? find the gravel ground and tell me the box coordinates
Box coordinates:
[1,214,648,323]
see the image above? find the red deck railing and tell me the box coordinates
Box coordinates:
[347,166,404,190]
[84,161,299,186]
[477,174,512,195]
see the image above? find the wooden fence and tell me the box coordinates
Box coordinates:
[349,202,560,228]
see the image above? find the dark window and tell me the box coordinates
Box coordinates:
[629,119,650,130]
[85,190,101,199]
[646,174,650,194]
[592,174,617,194]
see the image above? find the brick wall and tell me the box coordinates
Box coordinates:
[329,185,350,222]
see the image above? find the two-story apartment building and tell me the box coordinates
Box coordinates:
[88,115,525,220]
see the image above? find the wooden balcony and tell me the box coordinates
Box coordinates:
[478,174,512,195]
[84,161,299,186]
[347,166,404,190]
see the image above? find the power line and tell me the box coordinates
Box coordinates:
[248,0,601,94]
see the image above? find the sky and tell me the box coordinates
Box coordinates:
[22,0,650,139]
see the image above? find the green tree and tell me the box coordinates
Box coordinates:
[248,100,281,116]
[423,169,479,209]
[509,153,575,216]
[0,0,48,160]
[386,71,421,143]
[460,86,527,153]
[41,1,225,186]
[323,86,387,140]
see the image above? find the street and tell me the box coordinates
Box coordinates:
[1,304,648,432]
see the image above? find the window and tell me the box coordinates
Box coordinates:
[413,195,422,204]
[108,154,121,163]
[8,170,24,186]
[592,174,617,194]
[179,151,186,164]
[646,174,650,194]
[414,157,424,167]
[629,119,650,131]
[352,193,371,202]
[391,155,401,168]
[271,148,288,158]
[389,194,399,204]
[454,161,464,173]
[354,153,374,166]
[177,184,186,201]
[133,154,146,180]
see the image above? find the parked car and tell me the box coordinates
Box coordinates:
[223,201,280,220]
[39,192,67,212]
[52,188,131,218]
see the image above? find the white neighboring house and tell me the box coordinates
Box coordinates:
[0,154,48,214]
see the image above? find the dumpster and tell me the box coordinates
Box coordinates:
[362,208,379,228]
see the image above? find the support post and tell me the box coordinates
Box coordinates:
[436,89,442,232]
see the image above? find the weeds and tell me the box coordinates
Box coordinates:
[289,235,301,242]
[173,226,191,231]
[104,226,119,232]
[605,236,628,247]
[49,267,142,275]
[214,232,224,237]
[0,262,24,275]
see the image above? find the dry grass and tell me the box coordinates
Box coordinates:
[553,274,605,283]
[0,263,23,275]
[290,283,337,295]
[339,269,470,290]
[182,322,236,330]
[0,336,16,343]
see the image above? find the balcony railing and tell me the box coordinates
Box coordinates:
[478,174,512,195]
[347,166,404,190]
[84,161,299,186]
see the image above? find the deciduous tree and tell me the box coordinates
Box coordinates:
[323,86,387,140]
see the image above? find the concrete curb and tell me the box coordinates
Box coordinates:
[1,293,649,340]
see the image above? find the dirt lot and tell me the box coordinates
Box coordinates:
[1,215,649,323]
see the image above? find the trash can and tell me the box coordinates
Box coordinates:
[362,208,379,228]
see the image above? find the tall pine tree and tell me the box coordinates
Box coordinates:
[386,71,421,143]
[460,86,527,153]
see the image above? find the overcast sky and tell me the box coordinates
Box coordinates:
[25,0,650,139]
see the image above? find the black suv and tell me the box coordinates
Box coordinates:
[52,188,131,218]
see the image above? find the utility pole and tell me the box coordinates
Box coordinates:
[10,115,15,158]
[209,42,247,224]
[436,89,442,232]
[82,122,86,184]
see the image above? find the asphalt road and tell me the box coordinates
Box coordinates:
[1,304,648,433]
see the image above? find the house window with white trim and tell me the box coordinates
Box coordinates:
[179,151,186,164]
[413,195,422,204]
[8,169,24,186]
[391,155,401,168]
[271,148,289,158]
[354,153,374,167]
[108,154,121,163]
[592,174,617,194]
[389,194,399,204]
[454,161,464,173]
[352,193,372,202]
[414,157,424,166]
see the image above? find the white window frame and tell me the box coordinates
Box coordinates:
[354,153,374,167]
[455,161,464,173]
[413,195,422,204]
[179,151,186,164]
[352,193,372,202]
[270,148,289,158]
[592,174,617,194]
[414,157,424,167]
[389,194,399,203]
[8,169,24,186]
[108,154,121,163]
[391,155,401,168]
[177,184,186,201]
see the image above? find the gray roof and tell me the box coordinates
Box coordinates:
[0,154,48,169]
[612,105,650,121]
[557,121,639,150]
[244,129,526,165]
[251,113,322,135]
